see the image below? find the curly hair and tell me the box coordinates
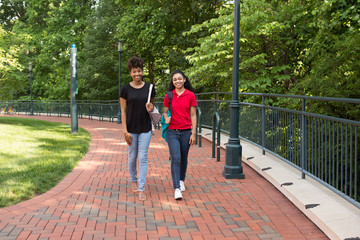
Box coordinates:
[168,70,194,92]
[127,56,144,71]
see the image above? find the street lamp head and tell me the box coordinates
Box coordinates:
[118,41,123,52]
[29,62,33,72]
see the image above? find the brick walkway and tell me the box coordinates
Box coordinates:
[0,116,328,240]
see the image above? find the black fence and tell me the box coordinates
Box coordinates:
[1,92,359,208]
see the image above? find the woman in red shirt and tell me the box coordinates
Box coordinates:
[163,70,197,200]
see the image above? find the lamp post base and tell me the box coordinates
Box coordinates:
[223,140,245,179]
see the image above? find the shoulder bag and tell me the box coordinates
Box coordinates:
[147,84,162,127]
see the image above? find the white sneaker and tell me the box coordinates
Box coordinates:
[180,180,186,192]
[174,188,183,200]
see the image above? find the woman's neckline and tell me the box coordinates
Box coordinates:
[130,81,145,89]
[175,88,186,96]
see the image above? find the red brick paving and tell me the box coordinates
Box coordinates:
[0,115,329,240]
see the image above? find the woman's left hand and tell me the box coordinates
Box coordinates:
[189,133,196,145]
[146,102,154,112]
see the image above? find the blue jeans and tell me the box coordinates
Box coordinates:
[166,129,192,189]
[128,131,152,192]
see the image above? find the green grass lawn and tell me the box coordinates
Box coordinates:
[0,117,91,208]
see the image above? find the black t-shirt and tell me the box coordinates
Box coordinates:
[120,82,156,133]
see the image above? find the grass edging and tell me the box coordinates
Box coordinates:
[0,117,91,208]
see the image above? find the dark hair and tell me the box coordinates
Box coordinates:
[168,70,194,92]
[127,56,144,71]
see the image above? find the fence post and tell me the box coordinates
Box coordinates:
[212,113,216,158]
[216,112,221,162]
[79,105,83,119]
[214,93,217,113]
[100,105,104,121]
[262,95,266,155]
[212,112,221,161]
[89,106,92,120]
[301,99,306,179]
[197,107,202,147]
[110,106,114,122]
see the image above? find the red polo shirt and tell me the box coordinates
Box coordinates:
[163,89,197,130]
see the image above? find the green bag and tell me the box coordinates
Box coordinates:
[160,91,173,142]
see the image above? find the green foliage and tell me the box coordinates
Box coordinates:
[0,117,91,207]
[184,5,234,93]
[114,0,224,95]
[0,0,358,119]
[116,2,168,86]
[78,0,122,100]
[185,0,318,95]
[3,0,95,101]
[0,0,27,29]
[0,25,31,100]
[297,0,360,119]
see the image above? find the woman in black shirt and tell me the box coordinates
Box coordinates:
[120,56,155,201]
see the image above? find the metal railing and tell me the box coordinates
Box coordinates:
[193,92,360,208]
[0,100,119,121]
[1,93,359,208]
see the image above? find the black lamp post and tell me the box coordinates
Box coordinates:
[29,62,33,116]
[117,41,123,124]
[223,0,245,179]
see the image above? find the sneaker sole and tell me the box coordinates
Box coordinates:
[175,192,183,200]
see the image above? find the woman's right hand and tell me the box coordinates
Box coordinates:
[165,116,171,124]
[124,132,133,146]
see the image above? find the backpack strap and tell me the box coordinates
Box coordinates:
[167,91,173,112]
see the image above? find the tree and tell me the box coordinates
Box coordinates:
[2,0,95,100]
[0,0,27,30]
[290,0,360,119]
[115,0,225,95]
[0,25,29,100]
[184,4,234,93]
[78,0,122,100]
[1,0,224,100]
[184,0,318,97]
